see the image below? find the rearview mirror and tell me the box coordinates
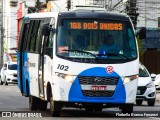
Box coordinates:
[136,27,146,39]
[4,64,7,70]
[41,23,55,36]
[41,23,50,36]
[151,73,156,81]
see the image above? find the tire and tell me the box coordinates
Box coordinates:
[136,100,143,106]
[50,94,62,117]
[39,99,48,110]
[121,104,133,114]
[29,95,39,110]
[0,77,3,85]
[25,81,29,97]
[4,77,8,86]
[147,99,155,106]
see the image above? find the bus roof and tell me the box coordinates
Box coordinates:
[24,12,59,19]
[24,10,129,22]
[73,5,107,11]
[58,11,129,21]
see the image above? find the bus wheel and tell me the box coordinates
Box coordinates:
[29,95,39,110]
[121,104,133,114]
[50,95,62,117]
[39,99,47,110]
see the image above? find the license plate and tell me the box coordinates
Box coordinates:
[91,85,107,91]
[137,90,140,94]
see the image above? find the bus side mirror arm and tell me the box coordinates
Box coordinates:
[41,23,55,36]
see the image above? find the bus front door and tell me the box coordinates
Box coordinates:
[39,36,45,98]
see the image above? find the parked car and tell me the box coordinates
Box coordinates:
[136,63,156,106]
[0,62,17,85]
[151,74,160,89]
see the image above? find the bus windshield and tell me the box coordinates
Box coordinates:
[56,19,137,62]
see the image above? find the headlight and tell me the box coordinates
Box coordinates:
[64,75,74,83]
[146,81,154,88]
[55,72,75,83]
[123,75,138,84]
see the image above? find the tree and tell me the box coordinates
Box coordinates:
[137,36,146,57]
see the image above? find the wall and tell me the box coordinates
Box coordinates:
[140,50,160,74]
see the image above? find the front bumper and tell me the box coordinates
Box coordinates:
[136,86,156,101]
[6,76,18,83]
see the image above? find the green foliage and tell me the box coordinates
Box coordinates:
[137,36,146,57]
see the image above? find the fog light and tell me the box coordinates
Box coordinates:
[148,92,155,97]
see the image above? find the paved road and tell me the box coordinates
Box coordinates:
[0,84,160,120]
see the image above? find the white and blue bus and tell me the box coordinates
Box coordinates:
[17,9,145,116]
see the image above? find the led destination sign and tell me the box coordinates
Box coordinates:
[70,22,123,30]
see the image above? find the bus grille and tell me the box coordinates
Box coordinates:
[78,76,119,85]
[78,76,119,97]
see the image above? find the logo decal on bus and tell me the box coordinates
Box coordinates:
[58,46,68,53]
[106,66,114,74]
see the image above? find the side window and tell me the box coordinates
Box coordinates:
[23,23,30,51]
[29,20,40,52]
[26,21,34,51]
[18,20,25,52]
[35,20,44,53]
[4,63,7,70]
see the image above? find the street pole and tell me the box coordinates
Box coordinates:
[145,0,147,27]
[0,0,4,69]
[37,0,40,12]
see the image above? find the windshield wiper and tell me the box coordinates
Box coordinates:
[63,49,97,59]
[106,53,131,60]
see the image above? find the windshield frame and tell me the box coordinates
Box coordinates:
[55,18,137,64]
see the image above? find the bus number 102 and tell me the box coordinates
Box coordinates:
[57,64,69,71]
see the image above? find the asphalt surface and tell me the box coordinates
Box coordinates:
[0,84,160,120]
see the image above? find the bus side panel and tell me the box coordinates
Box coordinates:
[44,55,53,100]
[22,52,30,96]
[28,53,39,97]
[17,52,21,91]
[17,52,30,96]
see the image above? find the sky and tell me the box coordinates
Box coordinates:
[19,0,160,28]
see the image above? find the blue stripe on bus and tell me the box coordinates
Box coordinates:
[68,67,126,103]
[17,52,30,96]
